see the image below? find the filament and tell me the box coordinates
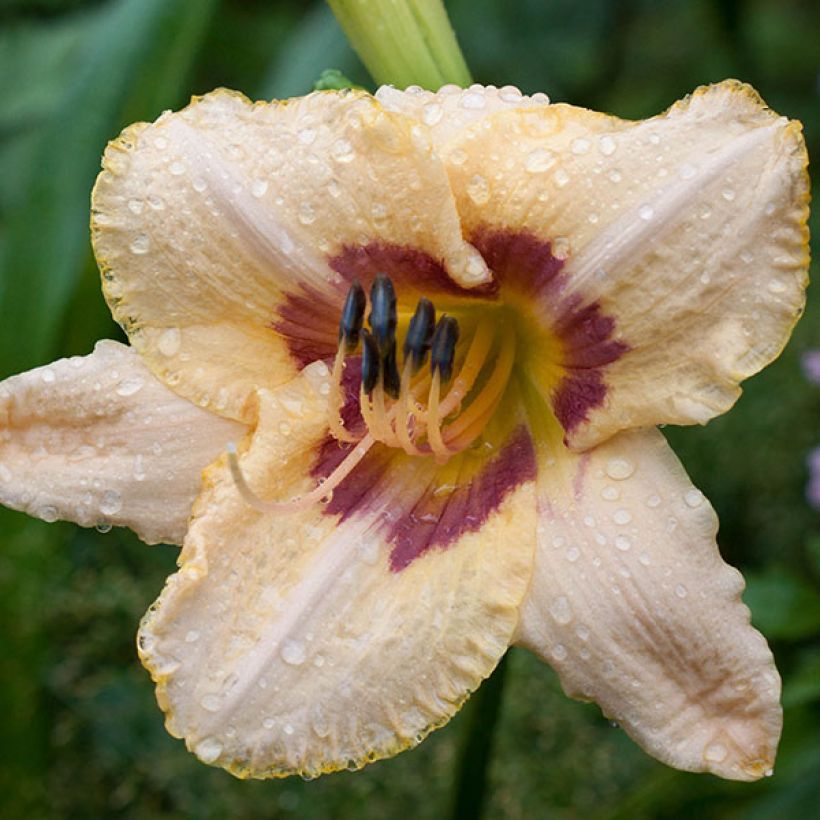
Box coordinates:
[327,345,359,442]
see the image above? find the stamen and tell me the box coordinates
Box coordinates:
[403,297,436,374]
[226,438,373,514]
[368,274,397,350]
[382,338,401,399]
[327,344,359,443]
[430,316,460,383]
[444,324,517,450]
[338,281,366,352]
[373,381,399,446]
[426,370,453,462]
[396,360,424,455]
[360,329,380,395]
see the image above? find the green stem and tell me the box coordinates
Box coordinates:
[449,652,509,820]
[327,0,471,90]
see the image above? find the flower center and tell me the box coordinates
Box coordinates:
[328,275,516,463]
[227,273,517,516]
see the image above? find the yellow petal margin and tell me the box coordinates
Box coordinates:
[138,362,536,777]
[443,81,810,449]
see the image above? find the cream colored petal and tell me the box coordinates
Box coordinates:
[375,82,550,149]
[446,81,810,448]
[92,89,490,424]
[0,341,244,544]
[516,426,781,781]
[139,364,536,778]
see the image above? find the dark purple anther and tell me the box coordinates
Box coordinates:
[368,274,397,352]
[403,297,436,374]
[338,281,366,353]
[360,329,380,394]
[430,316,459,382]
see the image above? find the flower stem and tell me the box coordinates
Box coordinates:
[327,0,472,89]
[448,652,509,820]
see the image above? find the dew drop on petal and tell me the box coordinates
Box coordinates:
[116,376,145,397]
[195,738,223,764]
[169,161,185,176]
[606,458,635,480]
[722,188,736,202]
[100,490,123,516]
[298,202,316,225]
[201,695,222,713]
[525,149,556,173]
[466,174,490,205]
[639,204,654,221]
[281,639,306,666]
[130,234,151,255]
[704,743,728,763]
[41,368,56,384]
[601,485,619,501]
[571,138,591,155]
[185,630,200,643]
[613,508,632,525]
[675,583,688,598]
[646,494,661,508]
[685,489,704,508]
[158,328,181,357]
[263,717,275,730]
[127,198,144,214]
[251,179,269,198]
[576,625,590,641]
[423,103,443,126]
[330,139,355,163]
[554,168,570,188]
[192,177,207,193]
[566,546,580,562]
[599,135,617,155]
[551,644,568,661]
[549,596,572,625]
[614,534,632,552]
[40,505,59,523]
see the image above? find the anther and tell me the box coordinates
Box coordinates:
[382,339,401,399]
[368,274,397,350]
[338,281,366,352]
[360,329,380,395]
[430,316,460,382]
[403,297,436,374]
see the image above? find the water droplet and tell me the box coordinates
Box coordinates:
[194,738,223,764]
[99,490,123,516]
[646,494,661,508]
[680,163,697,179]
[153,136,169,150]
[466,174,490,205]
[298,202,316,225]
[40,505,59,523]
[639,204,654,221]
[614,534,632,552]
[127,198,144,214]
[158,327,181,357]
[601,485,619,501]
[722,188,736,201]
[251,179,268,198]
[571,138,591,155]
[499,85,523,103]
[700,272,711,285]
[638,551,651,566]
[613,508,632,525]
[278,421,292,436]
[298,128,316,145]
[599,135,617,155]
[330,139,355,163]
[764,202,776,216]
[40,368,56,384]
[551,643,568,661]
[116,376,144,397]
[675,583,688,598]
[312,706,330,738]
[768,279,787,294]
[648,133,661,145]
[606,458,635,480]
[281,639,306,665]
[130,234,150,254]
[525,149,556,173]
[147,194,165,210]
[549,596,572,625]
[460,91,486,109]
[576,625,590,641]
[448,148,467,166]
[0,464,12,482]
[283,723,295,735]
[422,103,443,126]
[704,743,728,763]
[263,717,275,730]
[684,489,704,508]
[192,177,207,193]
[552,236,570,259]
[169,161,185,176]
[566,546,580,562]
[201,695,222,713]
[185,630,200,643]
[133,454,146,481]
[554,168,570,187]
[95,521,112,533]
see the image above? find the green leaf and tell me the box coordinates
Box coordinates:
[782,650,820,708]
[744,567,820,641]
[0,0,218,377]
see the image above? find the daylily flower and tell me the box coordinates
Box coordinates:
[0,81,809,782]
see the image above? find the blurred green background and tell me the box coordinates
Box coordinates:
[1,0,819,817]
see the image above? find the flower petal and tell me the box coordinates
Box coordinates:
[375,82,550,149]
[515,425,781,781]
[138,365,537,777]
[92,89,490,423]
[0,341,244,544]
[445,80,810,448]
